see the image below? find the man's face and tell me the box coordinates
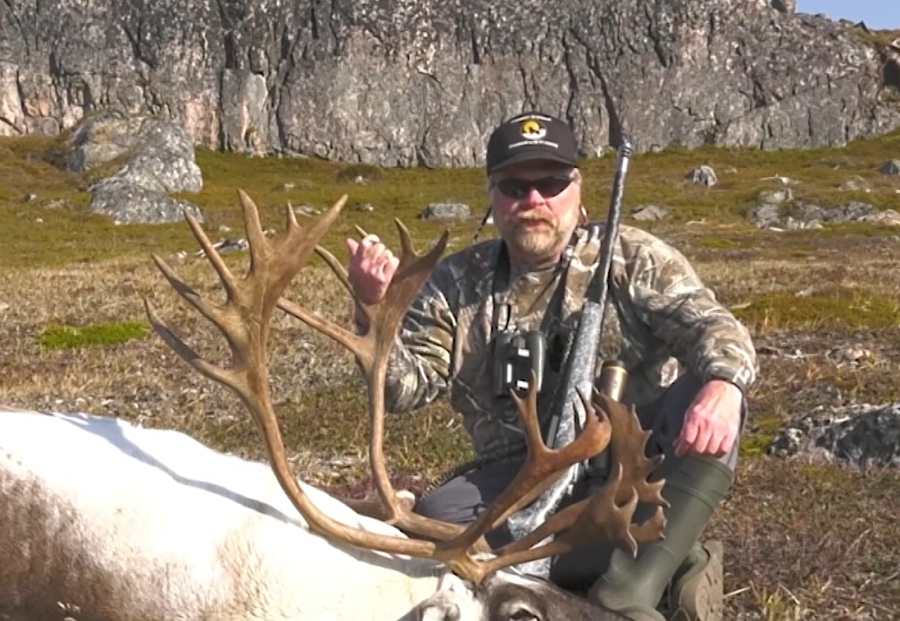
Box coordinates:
[489,161,582,265]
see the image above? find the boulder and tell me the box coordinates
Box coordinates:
[767,402,900,469]
[418,203,471,220]
[73,113,205,224]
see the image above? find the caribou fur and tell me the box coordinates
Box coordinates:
[0,407,627,621]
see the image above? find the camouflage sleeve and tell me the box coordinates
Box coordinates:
[354,279,456,413]
[622,236,757,393]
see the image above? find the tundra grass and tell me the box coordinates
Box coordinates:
[3,126,900,620]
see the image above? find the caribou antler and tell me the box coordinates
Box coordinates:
[144,189,663,585]
[495,392,668,558]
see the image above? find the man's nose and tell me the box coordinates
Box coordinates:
[520,185,546,205]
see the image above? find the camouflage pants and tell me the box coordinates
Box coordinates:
[413,371,746,560]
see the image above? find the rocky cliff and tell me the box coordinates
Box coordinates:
[1,0,898,167]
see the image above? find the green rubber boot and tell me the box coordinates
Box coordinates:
[665,540,724,620]
[587,455,734,621]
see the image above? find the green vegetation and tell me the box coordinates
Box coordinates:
[4,126,900,268]
[37,319,150,350]
[739,408,787,457]
[733,289,900,331]
[692,236,753,250]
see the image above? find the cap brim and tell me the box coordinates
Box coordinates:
[488,148,578,174]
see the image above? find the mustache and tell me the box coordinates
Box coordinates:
[514,212,555,225]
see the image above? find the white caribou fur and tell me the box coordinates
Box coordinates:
[0,406,478,621]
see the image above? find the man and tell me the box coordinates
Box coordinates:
[345,111,756,621]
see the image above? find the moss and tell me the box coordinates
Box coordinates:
[733,289,900,331]
[740,409,785,457]
[38,320,150,350]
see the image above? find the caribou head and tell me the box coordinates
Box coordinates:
[144,189,668,620]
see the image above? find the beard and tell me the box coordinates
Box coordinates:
[502,212,568,260]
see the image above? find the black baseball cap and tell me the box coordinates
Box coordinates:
[485,112,579,175]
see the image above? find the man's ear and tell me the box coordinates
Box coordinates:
[579,204,588,225]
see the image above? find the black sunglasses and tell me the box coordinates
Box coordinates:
[495,175,574,199]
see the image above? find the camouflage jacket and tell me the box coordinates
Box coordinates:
[376,223,757,458]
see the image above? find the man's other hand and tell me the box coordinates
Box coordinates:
[673,379,743,458]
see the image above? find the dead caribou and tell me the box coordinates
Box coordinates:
[0,190,668,620]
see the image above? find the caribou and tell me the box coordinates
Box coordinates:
[0,190,669,621]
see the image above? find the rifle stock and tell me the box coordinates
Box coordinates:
[504,137,634,577]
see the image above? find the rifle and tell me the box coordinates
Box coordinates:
[504,136,634,577]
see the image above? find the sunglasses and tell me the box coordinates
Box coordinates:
[495,175,574,199]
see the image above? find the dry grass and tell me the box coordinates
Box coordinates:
[2,133,900,619]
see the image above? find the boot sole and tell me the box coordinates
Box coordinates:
[670,540,723,621]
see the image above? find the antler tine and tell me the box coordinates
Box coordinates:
[314,245,355,297]
[150,213,239,329]
[278,220,482,548]
[420,377,611,583]
[579,392,667,514]
[148,189,457,567]
[470,462,639,578]
[488,393,668,567]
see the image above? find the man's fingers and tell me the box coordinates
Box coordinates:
[361,238,390,264]
[376,252,398,278]
[693,427,713,455]
[345,237,360,255]
[673,435,687,457]
[705,428,725,457]
[674,423,695,457]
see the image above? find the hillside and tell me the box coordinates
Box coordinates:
[1,0,899,166]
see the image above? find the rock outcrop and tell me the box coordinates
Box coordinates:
[69,112,205,224]
[767,402,900,469]
[1,0,899,167]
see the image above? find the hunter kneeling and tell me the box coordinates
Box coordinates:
[345,111,757,621]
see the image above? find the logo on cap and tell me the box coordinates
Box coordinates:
[520,119,547,141]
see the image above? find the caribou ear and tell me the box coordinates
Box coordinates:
[497,600,542,621]
[417,573,478,621]
[418,600,460,621]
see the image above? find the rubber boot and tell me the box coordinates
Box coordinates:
[587,455,734,621]
[666,539,724,620]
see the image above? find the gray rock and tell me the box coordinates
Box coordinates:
[0,0,899,165]
[771,0,796,14]
[688,166,717,187]
[100,125,202,195]
[879,160,900,175]
[79,113,204,224]
[419,202,471,220]
[822,201,876,221]
[858,208,900,226]
[767,402,900,469]
[746,201,889,229]
[631,205,668,221]
[791,202,827,222]
[747,203,782,228]
[66,112,149,172]
[89,178,203,224]
[839,175,871,192]
[757,188,793,204]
